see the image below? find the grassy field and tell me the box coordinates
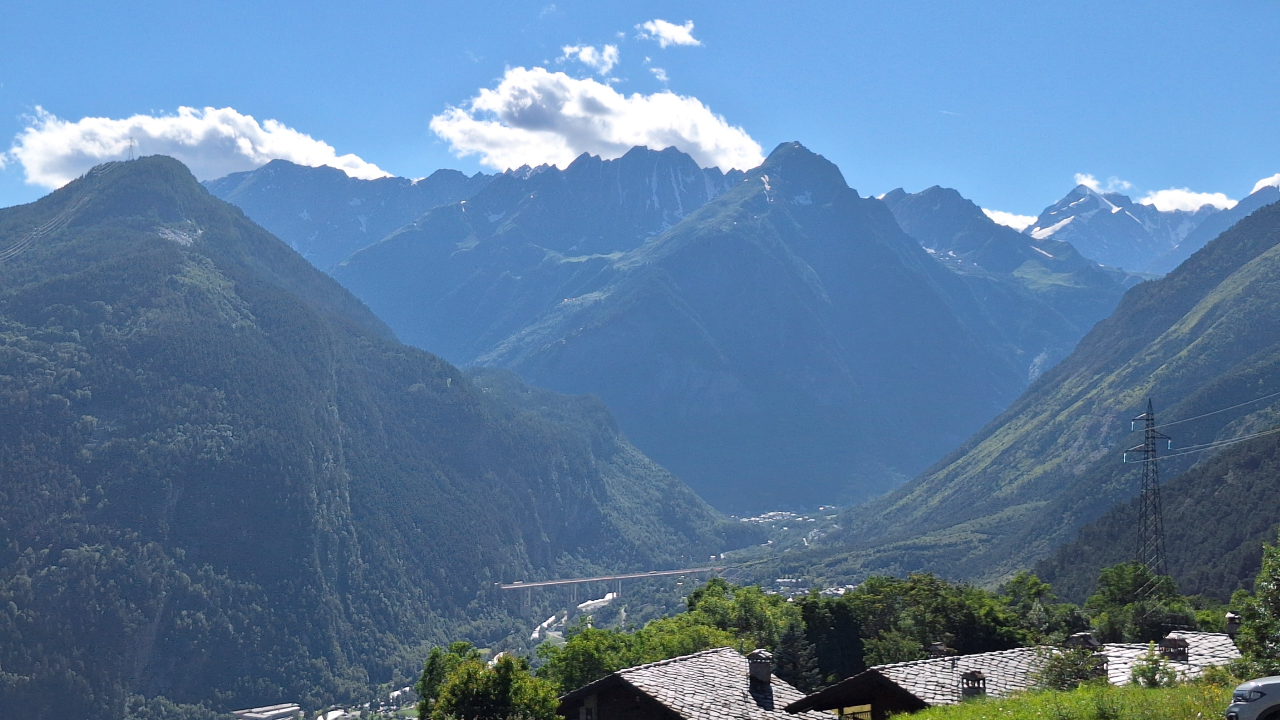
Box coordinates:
[911,682,1231,720]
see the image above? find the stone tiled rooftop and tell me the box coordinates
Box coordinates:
[873,647,1042,705]
[1102,631,1240,685]
[606,647,830,720]
[851,632,1239,708]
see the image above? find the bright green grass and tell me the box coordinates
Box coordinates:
[911,682,1231,720]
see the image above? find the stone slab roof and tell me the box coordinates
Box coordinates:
[785,632,1240,713]
[562,647,829,720]
[873,647,1041,706]
[1102,631,1240,685]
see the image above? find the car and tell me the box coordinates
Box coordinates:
[1227,677,1280,720]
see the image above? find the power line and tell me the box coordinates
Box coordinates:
[1156,426,1280,461]
[1152,389,1280,430]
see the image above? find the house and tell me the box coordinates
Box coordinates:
[784,632,1240,720]
[557,647,831,720]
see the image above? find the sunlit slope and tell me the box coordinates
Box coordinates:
[1037,428,1280,603]
[832,197,1280,583]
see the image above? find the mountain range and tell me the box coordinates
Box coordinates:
[204,160,491,271]
[1021,183,1280,274]
[318,143,1141,510]
[814,192,1280,585]
[0,157,747,719]
[881,185,1141,376]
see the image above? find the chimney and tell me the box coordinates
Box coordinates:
[1159,633,1190,662]
[1064,632,1102,651]
[928,641,954,658]
[1226,612,1241,639]
[747,649,772,684]
[960,670,986,699]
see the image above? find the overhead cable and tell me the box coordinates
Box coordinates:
[1153,389,1280,430]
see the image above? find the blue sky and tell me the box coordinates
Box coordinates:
[1,0,1278,219]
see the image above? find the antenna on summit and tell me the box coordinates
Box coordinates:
[127,136,135,161]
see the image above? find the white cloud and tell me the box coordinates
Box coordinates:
[1139,188,1236,212]
[1074,173,1131,193]
[636,19,701,48]
[1252,174,1280,194]
[7,106,389,189]
[982,208,1037,231]
[650,67,670,83]
[560,44,619,75]
[1074,173,1100,191]
[429,66,763,171]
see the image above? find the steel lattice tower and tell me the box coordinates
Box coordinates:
[1128,399,1171,579]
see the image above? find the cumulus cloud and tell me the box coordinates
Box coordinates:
[560,44,619,75]
[1074,173,1131,193]
[982,208,1037,231]
[7,106,389,189]
[1253,174,1280,194]
[636,19,701,48]
[429,66,763,171]
[1139,188,1236,212]
[650,67,670,83]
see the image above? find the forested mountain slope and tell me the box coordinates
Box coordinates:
[1036,429,1280,603]
[824,195,1280,585]
[335,142,1111,511]
[204,159,492,271]
[0,157,745,719]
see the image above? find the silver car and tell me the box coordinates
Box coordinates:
[1227,677,1280,720]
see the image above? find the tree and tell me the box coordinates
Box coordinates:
[432,654,558,720]
[843,573,1024,665]
[1129,643,1178,688]
[795,591,865,682]
[1000,572,1088,643]
[773,621,821,693]
[1084,563,1195,643]
[685,578,798,651]
[536,614,734,692]
[1232,531,1280,677]
[417,642,483,719]
[1033,647,1107,690]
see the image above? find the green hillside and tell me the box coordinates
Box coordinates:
[1037,429,1280,603]
[817,196,1280,585]
[0,157,747,719]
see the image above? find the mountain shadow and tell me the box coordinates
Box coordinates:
[0,157,748,719]
[333,143,1104,511]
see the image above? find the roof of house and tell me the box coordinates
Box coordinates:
[560,647,830,720]
[1103,631,1240,685]
[786,632,1240,713]
[785,647,1041,712]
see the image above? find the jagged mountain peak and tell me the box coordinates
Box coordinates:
[748,141,852,206]
[203,158,492,271]
[1022,181,1224,271]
